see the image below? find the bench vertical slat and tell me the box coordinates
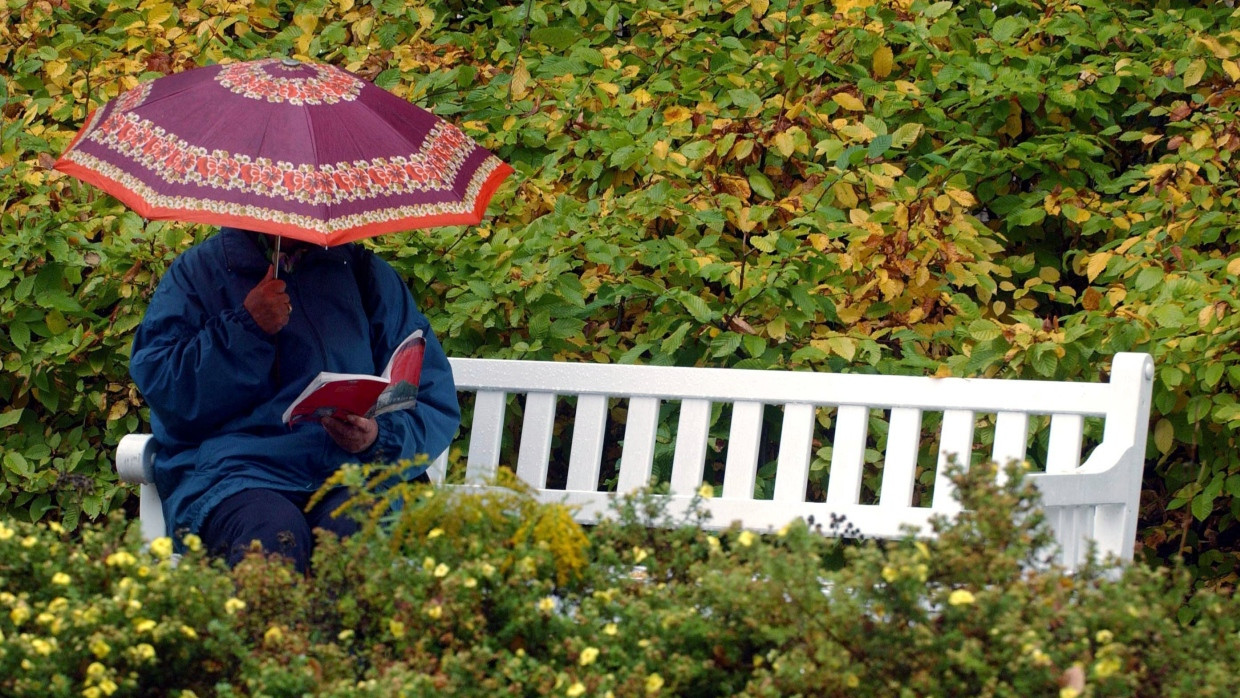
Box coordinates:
[991,411,1030,479]
[617,396,661,492]
[826,405,869,505]
[466,390,507,482]
[565,394,609,491]
[881,407,923,506]
[515,392,558,487]
[670,399,712,495]
[1045,413,1084,473]
[722,401,764,499]
[774,403,816,503]
[933,409,976,511]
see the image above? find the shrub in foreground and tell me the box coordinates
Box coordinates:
[2,463,1238,697]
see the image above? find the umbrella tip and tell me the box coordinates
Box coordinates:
[280,58,301,67]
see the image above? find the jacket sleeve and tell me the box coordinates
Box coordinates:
[130,261,278,444]
[354,252,460,473]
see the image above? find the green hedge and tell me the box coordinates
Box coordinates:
[5,0,1240,584]
[2,464,1238,697]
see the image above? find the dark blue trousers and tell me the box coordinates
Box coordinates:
[199,487,360,574]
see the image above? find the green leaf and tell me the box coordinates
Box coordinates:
[0,409,22,429]
[748,171,776,199]
[991,16,1027,42]
[531,27,577,50]
[866,134,892,159]
[1192,492,1215,521]
[925,1,954,18]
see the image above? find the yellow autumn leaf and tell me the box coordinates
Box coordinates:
[663,106,692,125]
[1153,418,1174,455]
[1183,59,1207,88]
[772,131,796,157]
[1199,304,1217,329]
[946,188,976,207]
[1225,60,1240,82]
[730,140,754,161]
[1227,257,1240,276]
[933,194,952,212]
[511,59,531,99]
[44,60,68,83]
[417,6,435,29]
[832,93,866,111]
[597,82,620,96]
[872,45,894,79]
[1086,252,1112,282]
[338,0,355,11]
[652,140,669,159]
[1039,267,1061,283]
[833,181,859,208]
[751,0,770,18]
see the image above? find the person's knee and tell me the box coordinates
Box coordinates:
[201,489,314,572]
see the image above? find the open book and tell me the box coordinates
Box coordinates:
[282,329,425,426]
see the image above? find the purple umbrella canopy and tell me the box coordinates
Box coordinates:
[55,58,513,246]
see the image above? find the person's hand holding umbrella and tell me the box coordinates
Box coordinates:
[243,265,292,335]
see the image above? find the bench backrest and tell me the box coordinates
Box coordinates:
[429,353,1154,570]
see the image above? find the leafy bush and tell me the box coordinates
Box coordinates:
[3,462,1239,697]
[5,0,1240,584]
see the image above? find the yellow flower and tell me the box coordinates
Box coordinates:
[389,619,406,638]
[566,682,586,697]
[10,605,30,625]
[98,679,118,696]
[263,625,284,646]
[481,563,495,577]
[1095,629,1114,644]
[149,537,173,559]
[134,619,156,633]
[48,521,64,534]
[106,551,136,567]
[338,630,354,641]
[737,530,755,547]
[83,688,102,698]
[845,674,860,688]
[427,528,444,539]
[89,638,111,658]
[1094,655,1122,678]
[434,563,450,578]
[180,625,198,640]
[579,646,600,666]
[697,483,714,498]
[423,556,436,571]
[21,535,37,548]
[777,523,790,537]
[463,577,477,589]
[537,596,556,613]
[881,566,899,583]
[1060,689,1081,698]
[948,589,976,606]
[707,536,720,550]
[31,638,54,656]
[51,572,71,586]
[224,598,246,615]
[645,673,665,694]
[426,605,443,620]
[86,662,107,678]
[0,522,14,540]
[182,534,202,552]
[632,546,649,563]
[133,643,156,662]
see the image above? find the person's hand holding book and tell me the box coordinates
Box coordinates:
[321,413,378,453]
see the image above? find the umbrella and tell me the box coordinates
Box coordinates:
[54,57,513,247]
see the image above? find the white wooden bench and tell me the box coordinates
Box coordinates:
[116,352,1154,571]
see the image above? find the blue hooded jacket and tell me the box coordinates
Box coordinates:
[129,228,460,538]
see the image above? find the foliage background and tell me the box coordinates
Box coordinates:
[4,0,1240,586]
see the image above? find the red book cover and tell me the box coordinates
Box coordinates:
[282,330,425,426]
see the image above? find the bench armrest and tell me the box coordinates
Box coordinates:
[117,434,158,486]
